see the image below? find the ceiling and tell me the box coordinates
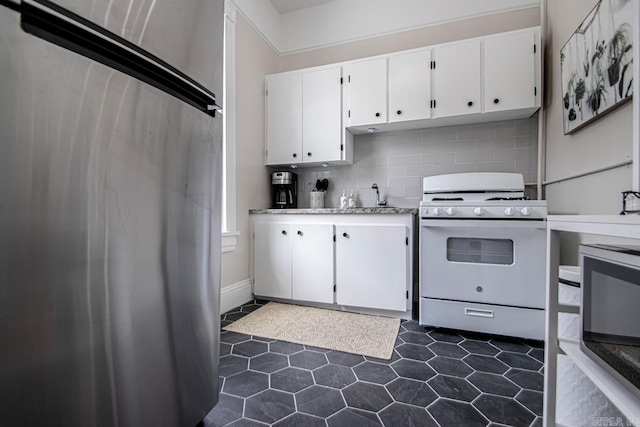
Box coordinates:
[269,0,338,14]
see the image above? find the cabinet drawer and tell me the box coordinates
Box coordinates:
[420,298,544,340]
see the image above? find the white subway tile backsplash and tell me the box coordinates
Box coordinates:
[405,164,439,177]
[475,161,516,173]
[385,187,405,198]
[404,187,423,198]
[516,136,535,148]
[389,155,422,167]
[355,156,389,168]
[389,176,422,188]
[438,163,476,174]
[476,137,516,151]
[422,127,458,143]
[523,172,537,184]
[404,140,438,155]
[357,178,385,190]
[375,166,406,178]
[345,167,375,179]
[421,152,456,165]
[455,151,494,164]
[294,118,538,208]
[438,140,476,153]
[493,149,519,162]
[516,160,538,173]
[457,126,496,140]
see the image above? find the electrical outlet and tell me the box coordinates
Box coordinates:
[626,194,640,211]
[623,191,640,212]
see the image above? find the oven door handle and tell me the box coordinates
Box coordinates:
[420,220,547,229]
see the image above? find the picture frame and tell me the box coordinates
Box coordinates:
[560,0,634,135]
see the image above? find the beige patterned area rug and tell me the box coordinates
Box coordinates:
[223,302,400,360]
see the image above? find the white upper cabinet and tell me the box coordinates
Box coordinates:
[266,66,349,166]
[431,40,481,118]
[302,67,343,163]
[346,58,387,126]
[388,49,431,123]
[265,27,541,142]
[484,30,538,113]
[266,73,302,165]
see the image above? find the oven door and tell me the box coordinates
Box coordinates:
[420,219,546,309]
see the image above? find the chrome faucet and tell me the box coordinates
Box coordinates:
[371,183,387,207]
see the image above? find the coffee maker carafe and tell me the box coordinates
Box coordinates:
[271,171,297,209]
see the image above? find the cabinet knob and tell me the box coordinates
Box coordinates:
[396,110,402,115]
[307,152,312,157]
[342,232,348,238]
[292,153,297,158]
[282,230,287,235]
[467,101,473,107]
[375,112,380,117]
[297,230,302,236]
[476,286,483,292]
[493,98,500,104]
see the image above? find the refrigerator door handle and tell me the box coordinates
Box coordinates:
[1,0,222,117]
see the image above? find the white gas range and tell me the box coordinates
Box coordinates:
[419,172,547,340]
[419,172,547,219]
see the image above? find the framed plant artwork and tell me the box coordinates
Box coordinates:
[561,0,633,135]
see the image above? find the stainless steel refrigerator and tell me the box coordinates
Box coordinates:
[0,0,223,425]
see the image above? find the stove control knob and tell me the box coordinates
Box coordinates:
[473,207,485,216]
[432,207,443,216]
[446,207,456,216]
[520,207,533,216]
[504,207,516,217]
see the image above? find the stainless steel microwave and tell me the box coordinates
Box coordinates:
[580,244,640,400]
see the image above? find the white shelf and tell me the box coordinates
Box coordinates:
[548,215,640,238]
[545,215,640,427]
[558,339,640,425]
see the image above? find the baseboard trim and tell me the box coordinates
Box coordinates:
[221,279,253,314]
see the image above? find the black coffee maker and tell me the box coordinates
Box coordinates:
[271,171,297,209]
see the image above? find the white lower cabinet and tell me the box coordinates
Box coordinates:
[335,225,408,312]
[254,222,293,299]
[251,214,414,314]
[254,222,334,302]
[292,224,334,303]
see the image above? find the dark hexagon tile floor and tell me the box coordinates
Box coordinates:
[204,299,545,427]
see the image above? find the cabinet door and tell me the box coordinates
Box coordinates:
[432,40,481,118]
[484,31,536,112]
[254,222,292,299]
[266,73,302,165]
[335,225,407,311]
[292,224,334,303]
[347,58,387,126]
[303,67,342,163]
[388,49,431,123]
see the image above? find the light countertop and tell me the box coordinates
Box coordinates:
[249,208,418,215]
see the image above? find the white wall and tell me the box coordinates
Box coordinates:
[221,14,279,289]
[544,0,634,263]
[233,0,539,55]
[280,8,540,71]
[278,0,539,53]
[296,119,539,209]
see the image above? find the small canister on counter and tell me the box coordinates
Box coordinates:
[310,191,324,209]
